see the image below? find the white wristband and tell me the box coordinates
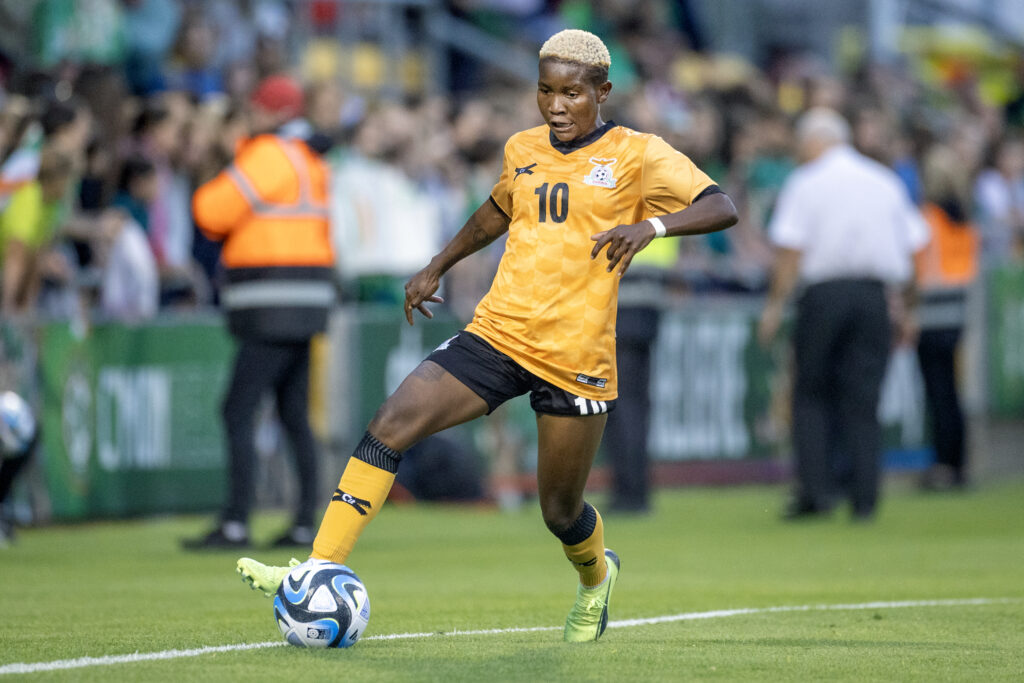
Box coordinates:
[647,216,667,238]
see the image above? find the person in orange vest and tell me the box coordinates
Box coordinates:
[915,144,979,491]
[185,75,336,549]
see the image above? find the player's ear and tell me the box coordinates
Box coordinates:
[596,81,612,104]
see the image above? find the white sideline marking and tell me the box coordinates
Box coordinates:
[0,598,1017,675]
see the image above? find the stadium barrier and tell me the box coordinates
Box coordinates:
[7,265,1023,520]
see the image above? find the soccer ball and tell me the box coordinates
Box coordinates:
[0,391,36,457]
[273,560,370,648]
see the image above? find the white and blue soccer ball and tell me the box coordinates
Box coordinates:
[273,560,370,648]
[0,391,36,457]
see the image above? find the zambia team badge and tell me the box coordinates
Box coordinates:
[583,157,617,189]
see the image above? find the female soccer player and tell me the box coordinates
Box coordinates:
[238,29,737,642]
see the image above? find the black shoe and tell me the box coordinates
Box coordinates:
[851,509,875,523]
[181,523,250,550]
[781,499,833,521]
[270,525,315,548]
[919,465,966,492]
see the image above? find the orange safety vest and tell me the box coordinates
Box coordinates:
[193,134,335,341]
[915,202,979,330]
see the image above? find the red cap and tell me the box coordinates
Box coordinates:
[250,75,304,119]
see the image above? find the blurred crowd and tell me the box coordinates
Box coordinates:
[2,0,1024,325]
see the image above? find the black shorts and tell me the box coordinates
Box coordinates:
[425,331,617,417]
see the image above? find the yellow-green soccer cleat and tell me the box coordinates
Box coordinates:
[236,557,301,597]
[563,549,620,642]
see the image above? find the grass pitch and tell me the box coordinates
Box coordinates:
[1,480,1022,681]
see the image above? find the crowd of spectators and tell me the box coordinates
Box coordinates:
[1,0,1024,326]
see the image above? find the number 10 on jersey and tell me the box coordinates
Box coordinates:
[535,182,568,223]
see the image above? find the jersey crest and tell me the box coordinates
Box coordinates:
[583,157,617,189]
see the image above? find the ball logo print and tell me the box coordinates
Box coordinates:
[273,561,370,648]
[583,157,617,188]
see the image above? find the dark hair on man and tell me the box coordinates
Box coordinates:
[40,99,81,137]
[117,155,156,193]
[132,100,171,136]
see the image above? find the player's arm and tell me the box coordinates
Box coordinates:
[757,246,801,346]
[591,190,738,276]
[404,198,511,325]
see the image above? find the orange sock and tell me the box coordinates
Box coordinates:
[559,502,608,587]
[311,432,400,564]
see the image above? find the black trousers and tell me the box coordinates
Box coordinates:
[916,327,966,478]
[0,432,38,509]
[603,306,659,510]
[792,279,891,515]
[221,337,319,527]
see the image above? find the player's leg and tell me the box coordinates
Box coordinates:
[239,360,488,594]
[310,360,489,564]
[537,412,608,584]
[535,411,620,642]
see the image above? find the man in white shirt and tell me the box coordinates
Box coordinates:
[758,107,930,521]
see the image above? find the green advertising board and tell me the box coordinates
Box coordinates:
[648,305,780,460]
[38,319,234,519]
[986,266,1024,416]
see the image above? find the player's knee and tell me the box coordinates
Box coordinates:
[540,499,579,537]
[367,397,427,453]
[367,401,403,445]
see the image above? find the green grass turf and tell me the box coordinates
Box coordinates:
[1,480,1022,681]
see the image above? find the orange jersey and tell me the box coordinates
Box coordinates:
[465,122,715,399]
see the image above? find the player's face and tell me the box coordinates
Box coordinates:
[537,59,611,143]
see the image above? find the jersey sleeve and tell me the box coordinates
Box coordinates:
[640,135,716,216]
[489,140,513,218]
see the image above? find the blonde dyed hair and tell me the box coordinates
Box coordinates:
[539,29,611,69]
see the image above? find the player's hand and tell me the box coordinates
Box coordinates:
[893,310,920,348]
[404,266,445,325]
[590,221,657,277]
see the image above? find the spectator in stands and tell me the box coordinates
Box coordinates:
[98,211,159,323]
[758,108,930,521]
[974,136,1024,265]
[0,95,41,212]
[122,0,182,95]
[112,155,156,233]
[40,98,91,170]
[131,96,199,305]
[0,149,75,314]
[166,10,224,100]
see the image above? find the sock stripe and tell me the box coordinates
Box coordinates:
[353,432,402,474]
[554,501,597,546]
